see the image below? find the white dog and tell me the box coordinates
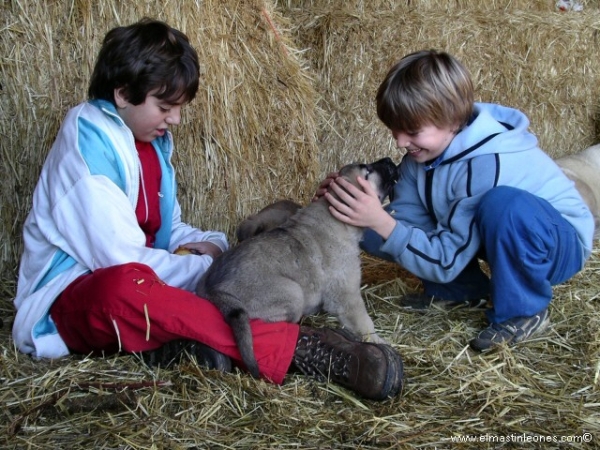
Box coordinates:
[556,144,600,238]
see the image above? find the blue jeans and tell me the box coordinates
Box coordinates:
[422,186,584,323]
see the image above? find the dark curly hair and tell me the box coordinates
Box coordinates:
[88,18,199,105]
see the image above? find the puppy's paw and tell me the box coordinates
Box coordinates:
[364,333,387,345]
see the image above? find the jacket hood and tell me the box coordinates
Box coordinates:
[438,102,539,165]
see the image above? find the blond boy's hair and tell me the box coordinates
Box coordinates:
[376,50,474,133]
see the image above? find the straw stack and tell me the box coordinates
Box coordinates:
[281,1,600,170]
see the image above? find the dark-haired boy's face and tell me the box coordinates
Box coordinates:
[114,88,185,142]
[391,124,456,163]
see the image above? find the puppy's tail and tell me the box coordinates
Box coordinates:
[228,307,260,378]
[210,292,260,378]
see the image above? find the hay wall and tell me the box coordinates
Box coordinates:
[2,1,600,286]
[277,1,600,170]
[0,0,319,283]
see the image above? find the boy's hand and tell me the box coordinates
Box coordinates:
[325,176,396,240]
[174,242,223,259]
[312,172,339,202]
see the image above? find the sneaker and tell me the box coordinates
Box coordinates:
[469,308,550,352]
[142,339,233,372]
[399,293,490,310]
[292,326,404,401]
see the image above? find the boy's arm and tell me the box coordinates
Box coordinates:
[53,175,218,292]
[374,157,497,283]
[379,193,483,283]
[168,200,229,254]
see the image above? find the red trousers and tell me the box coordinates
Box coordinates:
[50,262,299,384]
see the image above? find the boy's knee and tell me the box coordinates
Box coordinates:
[476,186,532,234]
[479,186,522,210]
[92,262,158,294]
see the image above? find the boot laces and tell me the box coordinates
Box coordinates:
[294,334,352,382]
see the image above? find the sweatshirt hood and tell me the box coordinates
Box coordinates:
[440,102,539,165]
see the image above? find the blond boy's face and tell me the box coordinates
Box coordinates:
[114,88,185,142]
[391,125,456,163]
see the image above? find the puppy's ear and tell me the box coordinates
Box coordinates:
[236,219,258,243]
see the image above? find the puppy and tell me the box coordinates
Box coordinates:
[196,158,398,377]
[236,199,302,243]
[556,144,600,238]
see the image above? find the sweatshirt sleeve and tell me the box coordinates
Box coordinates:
[168,200,229,253]
[363,155,498,283]
[361,157,436,259]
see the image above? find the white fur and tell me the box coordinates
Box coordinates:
[556,144,600,238]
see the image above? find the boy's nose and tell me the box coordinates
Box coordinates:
[166,106,181,125]
[392,130,409,148]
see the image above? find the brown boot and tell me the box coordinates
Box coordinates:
[292,326,404,400]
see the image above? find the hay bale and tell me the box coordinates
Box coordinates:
[279,0,600,12]
[0,0,319,282]
[279,3,600,171]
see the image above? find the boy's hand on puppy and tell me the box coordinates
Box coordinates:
[174,242,223,259]
[312,172,339,202]
[325,176,396,240]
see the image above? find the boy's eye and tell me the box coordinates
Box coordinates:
[159,106,171,113]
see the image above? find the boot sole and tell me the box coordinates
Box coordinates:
[374,343,405,400]
[336,328,404,400]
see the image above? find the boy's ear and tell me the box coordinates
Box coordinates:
[114,87,129,108]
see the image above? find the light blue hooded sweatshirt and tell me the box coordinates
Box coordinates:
[362,102,594,283]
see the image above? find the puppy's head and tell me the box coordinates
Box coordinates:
[337,157,398,203]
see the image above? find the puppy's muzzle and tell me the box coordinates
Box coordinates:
[364,157,398,201]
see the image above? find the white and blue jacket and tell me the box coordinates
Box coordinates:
[13,100,228,358]
[362,102,595,283]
